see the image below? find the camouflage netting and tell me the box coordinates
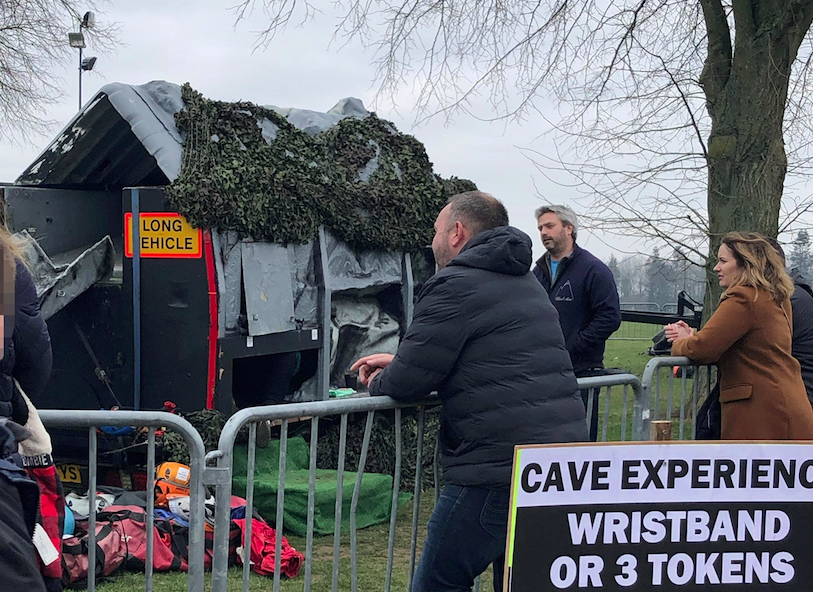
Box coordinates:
[160,409,228,465]
[316,408,442,492]
[159,408,442,491]
[166,83,476,252]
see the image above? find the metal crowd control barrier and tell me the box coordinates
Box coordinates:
[39,410,207,592]
[579,374,646,442]
[206,373,644,592]
[205,395,441,592]
[640,356,717,440]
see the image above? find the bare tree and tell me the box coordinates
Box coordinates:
[615,254,648,302]
[0,0,118,142]
[233,1,813,313]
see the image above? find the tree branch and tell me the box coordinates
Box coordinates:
[782,0,813,61]
[698,0,732,112]
[597,0,648,97]
[731,0,755,40]
[645,45,709,161]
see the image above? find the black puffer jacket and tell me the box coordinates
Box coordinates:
[370,226,587,487]
[0,260,52,423]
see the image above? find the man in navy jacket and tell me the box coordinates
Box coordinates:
[352,192,586,592]
[532,205,621,440]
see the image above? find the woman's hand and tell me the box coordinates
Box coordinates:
[664,320,695,343]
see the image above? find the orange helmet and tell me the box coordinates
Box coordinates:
[154,462,191,507]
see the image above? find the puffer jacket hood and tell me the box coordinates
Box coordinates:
[449,226,532,276]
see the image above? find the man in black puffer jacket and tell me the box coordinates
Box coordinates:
[352,191,587,592]
[0,259,53,423]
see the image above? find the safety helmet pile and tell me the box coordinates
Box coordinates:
[154,462,191,507]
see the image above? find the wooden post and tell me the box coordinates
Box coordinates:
[650,420,672,441]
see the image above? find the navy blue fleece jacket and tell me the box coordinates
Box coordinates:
[533,244,621,374]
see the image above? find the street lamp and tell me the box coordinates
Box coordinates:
[69,11,97,111]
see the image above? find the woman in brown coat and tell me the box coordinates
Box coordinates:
[665,232,813,440]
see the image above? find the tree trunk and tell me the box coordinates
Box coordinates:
[702,7,795,321]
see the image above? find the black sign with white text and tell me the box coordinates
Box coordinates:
[505,443,813,591]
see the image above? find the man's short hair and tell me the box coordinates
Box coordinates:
[535,204,578,240]
[447,191,509,236]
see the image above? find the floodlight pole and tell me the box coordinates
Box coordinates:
[72,12,94,111]
[78,45,83,110]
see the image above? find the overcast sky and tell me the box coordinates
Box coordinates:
[0,0,643,263]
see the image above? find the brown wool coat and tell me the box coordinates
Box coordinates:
[671,285,813,440]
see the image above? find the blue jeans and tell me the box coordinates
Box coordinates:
[412,484,510,592]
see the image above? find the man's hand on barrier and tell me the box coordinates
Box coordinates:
[351,353,394,386]
[664,320,694,343]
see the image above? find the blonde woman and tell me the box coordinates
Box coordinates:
[665,232,813,440]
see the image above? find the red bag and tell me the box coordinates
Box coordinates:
[96,505,188,572]
[233,518,304,578]
[203,520,242,570]
[61,521,126,588]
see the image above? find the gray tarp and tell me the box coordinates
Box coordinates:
[18,231,115,321]
[212,228,405,399]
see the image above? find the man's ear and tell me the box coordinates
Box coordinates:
[450,221,469,248]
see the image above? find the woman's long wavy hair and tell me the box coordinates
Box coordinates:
[721,232,794,304]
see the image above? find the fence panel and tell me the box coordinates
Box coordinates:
[39,410,207,592]
[205,396,441,592]
[206,374,644,592]
[609,320,662,341]
[619,302,662,312]
[579,374,645,442]
[640,357,717,440]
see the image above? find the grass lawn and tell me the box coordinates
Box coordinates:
[90,494,497,592]
[605,334,652,376]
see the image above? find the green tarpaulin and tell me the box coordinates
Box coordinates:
[232,437,410,537]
